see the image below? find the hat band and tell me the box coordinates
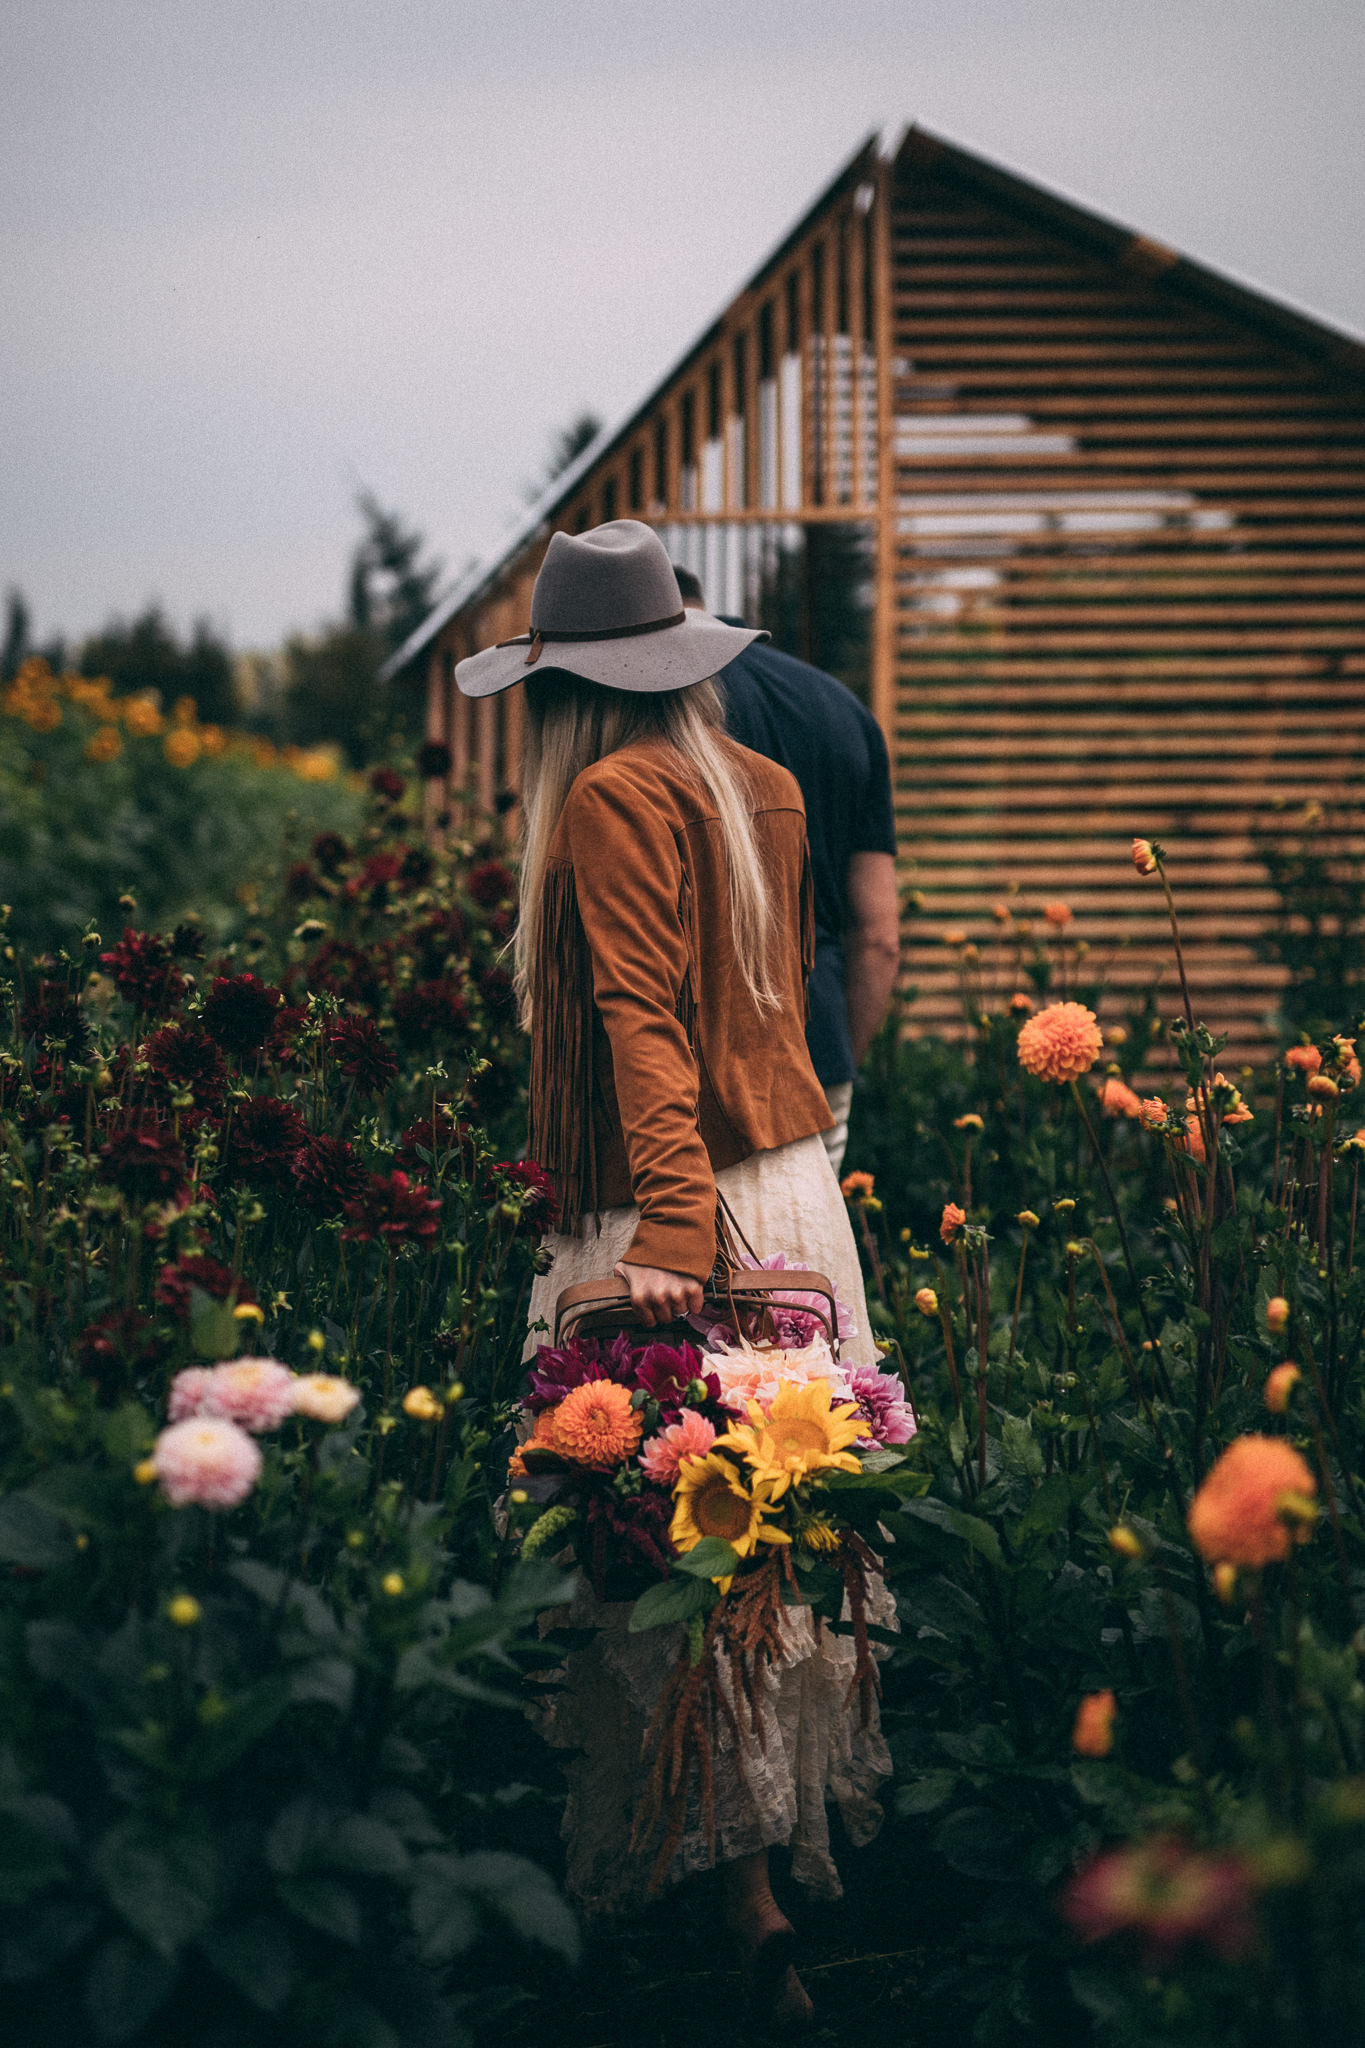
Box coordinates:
[498,609,686,667]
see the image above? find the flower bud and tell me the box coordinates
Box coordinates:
[1264,1363,1301,1414]
[1131,837,1159,876]
[381,1572,405,1597]
[402,1385,442,1423]
[914,1287,939,1319]
[1016,1209,1040,1230]
[133,1458,158,1485]
[1213,1561,1239,1606]
[1108,1525,1144,1560]
[307,1328,327,1355]
[1053,1198,1076,1215]
[166,1594,201,1628]
[686,1378,710,1405]
[1308,1074,1340,1101]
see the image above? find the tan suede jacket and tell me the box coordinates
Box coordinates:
[527,736,832,1282]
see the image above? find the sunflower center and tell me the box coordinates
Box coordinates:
[771,1419,828,1458]
[695,1480,751,1540]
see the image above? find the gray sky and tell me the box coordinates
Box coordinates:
[3,0,1364,651]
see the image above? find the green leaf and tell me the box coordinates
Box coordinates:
[672,1538,740,1581]
[895,1769,958,1817]
[932,1804,1029,1880]
[0,1793,76,1906]
[327,1814,410,1880]
[627,1575,716,1633]
[198,1915,298,2013]
[1000,1412,1044,1479]
[412,1851,579,1966]
[91,1816,218,1961]
[0,1898,100,1985]
[0,1492,73,1570]
[188,1285,241,1360]
[897,1496,1004,1567]
[276,1875,362,1946]
[938,1724,1015,1768]
[84,1936,178,2045]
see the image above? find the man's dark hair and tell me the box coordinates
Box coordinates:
[671,564,704,604]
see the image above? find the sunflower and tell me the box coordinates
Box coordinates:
[717,1378,863,1499]
[670,1452,789,1562]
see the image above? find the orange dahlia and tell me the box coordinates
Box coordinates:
[940,1201,966,1244]
[1098,1077,1142,1120]
[1284,1044,1322,1078]
[1139,1096,1169,1131]
[1131,838,1160,876]
[1016,1001,1103,1085]
[1264,1363,1302,1415]
[1187,1434,1317,1568]
[550,1381,642,1471]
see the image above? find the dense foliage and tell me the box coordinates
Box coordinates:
[0,772,580,2048]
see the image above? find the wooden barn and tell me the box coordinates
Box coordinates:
[386,127,1365,1053]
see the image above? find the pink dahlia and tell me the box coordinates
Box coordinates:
[152,1416,262,1508]
[640,1408,717,1487]
[168,1366,217,1421]
[1017,1001,1103,1085]
[849,1364,917,1446]
[198,1357,297,1433]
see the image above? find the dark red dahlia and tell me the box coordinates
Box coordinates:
[394,1108,469,1174]
[392,979,468,1049]
[417,740,452,780]
[224,1095,309,1187]
[486,908,514,944]
[467,860,515,909]
[409,910,467,979]
[155,1252,256,1323]
[632,1342,720,1417]
[308,939,387,1010]
[98,1119,188,1204]
[20,979,90,1057]
[341,1170,442,1247]
[76,1310,167,1402]
[478,964,516,1020]
[265,1002,310,1067]
[360,851,402,894]
[99,929,187,1016]
[312,831,351,878]
[398,846,434,889]
[143,1022,228,1104]
[293,1133,368,1216]
[524,1332,636,1413]
[323,1017,398,1096]
[202,972,283,1056]
[487,1159,559,1227]
[369,766,405,803]
[285,861,319,903]
[171,922,206,960]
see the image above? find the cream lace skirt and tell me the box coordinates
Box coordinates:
[525,1133,894,1920]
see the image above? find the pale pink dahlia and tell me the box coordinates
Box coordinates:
[639,1408,717,1487]
[1017,1001,1103,1085]
[167,1366,216,1421]
[198,1357,298,1433]
[849,1364,916,1446]
[290,1374,362,1423]
[152,1416,262,1508]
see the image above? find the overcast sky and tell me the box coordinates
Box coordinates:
[3,0,1364,651]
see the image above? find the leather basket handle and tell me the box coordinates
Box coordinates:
[553,1269,840,1350]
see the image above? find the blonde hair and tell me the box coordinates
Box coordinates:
[514,672,779,1026]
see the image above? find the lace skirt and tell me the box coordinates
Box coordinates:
[526,1133,894,1921]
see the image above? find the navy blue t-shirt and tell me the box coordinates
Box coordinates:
[718,635,897,1087]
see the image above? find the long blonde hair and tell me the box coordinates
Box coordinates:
[513,672,779,1026]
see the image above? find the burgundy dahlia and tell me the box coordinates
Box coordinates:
[478,965,516,1019]
[202,973,283,1056]
[20,979,90,1057]
[524,1333,636,1413]
[265,1002,310,1067]
[359,851,402,895]
[392,979,468,1049]
[409,910,467,979]
[99,929,187,1016]
[76,1310,167,1402]
[323,1017,398,1096]
[399,846,434,889]
[293,1133,368,1216]
[488,1159,559,1227]
[143,1022,228,1104]
[632,1342,719,1417]
[369,766,405,804]
[99,1119,188,1204]
[467,860,515,909]
[312,831,351,878]
[171,922,206,960]
[155,1252,257,1323]
[308,940,387,1010]
[417,740,452,780]
[285,861,319,904]
[224,1095,309,1187]
[341,1170,442,1248]
[394,1108,469,1174]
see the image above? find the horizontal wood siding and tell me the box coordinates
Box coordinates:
[889,149,1365,1055]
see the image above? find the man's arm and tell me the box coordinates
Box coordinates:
[844,851,901,1065]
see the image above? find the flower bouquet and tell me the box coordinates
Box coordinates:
[509,1274,925,1885]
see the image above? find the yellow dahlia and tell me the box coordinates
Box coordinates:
[670,1452,788,1559]
[717,1379,864,1500]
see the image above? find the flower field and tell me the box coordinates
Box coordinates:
[4,776,1365,2046]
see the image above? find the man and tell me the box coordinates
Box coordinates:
[674,566,900,1174]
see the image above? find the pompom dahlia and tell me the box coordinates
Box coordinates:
[143,1022,228,1104]
[293,1134,368,1216]
[1017,1001,1103,1085]
[291,1373,362,1423]
[152,1415,263,1509]
[176,1357,297,1434]
[324,1017,398,1096]
[19,979,90,1056]
[99,929,187,1015]
[550,1379,642,1470]
[1186,1433,1317,1568]
[98,1120,188,1205]
[202,973,283,1056]
[225,1096,309,1188]
[393,980,467,1048]
[341,1170,442,1248]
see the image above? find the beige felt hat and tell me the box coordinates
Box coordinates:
[455,519,767,699]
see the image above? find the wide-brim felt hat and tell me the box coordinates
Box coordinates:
[455,519,767,699]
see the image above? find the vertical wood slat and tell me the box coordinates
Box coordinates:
[871,157,898,746]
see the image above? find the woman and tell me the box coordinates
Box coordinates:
[457,521,891,2025]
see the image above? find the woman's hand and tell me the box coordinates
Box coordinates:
[614,1260,704,1329]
